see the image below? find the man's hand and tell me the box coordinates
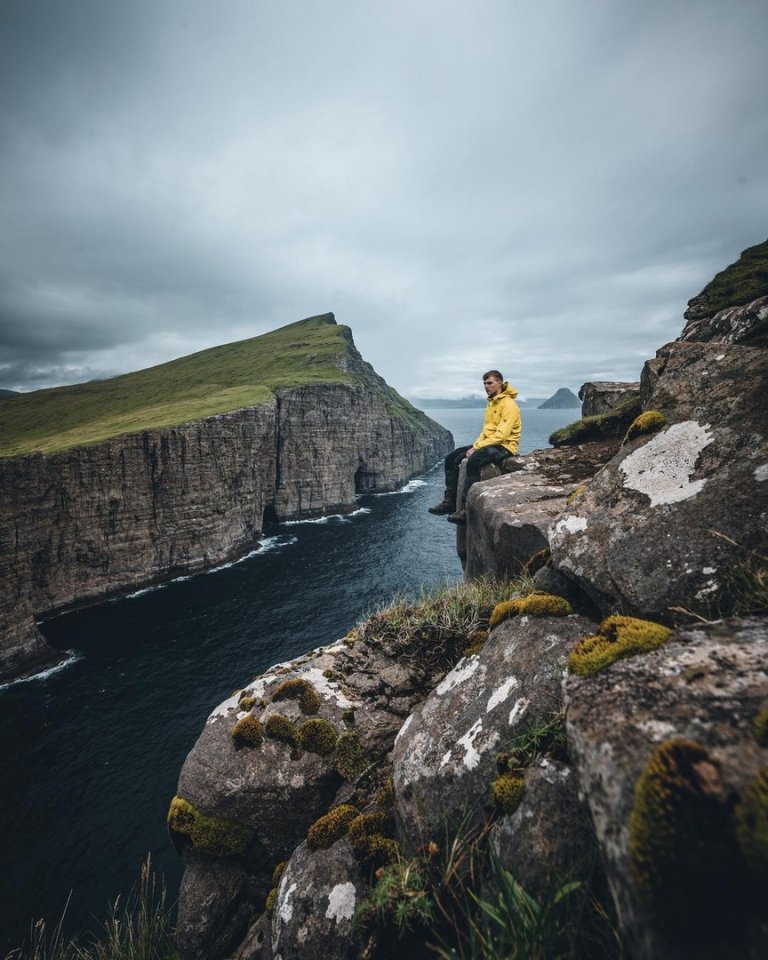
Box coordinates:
[466,446,475,457]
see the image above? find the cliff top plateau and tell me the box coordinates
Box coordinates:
[684,237,768,328]
[0,312,420,458]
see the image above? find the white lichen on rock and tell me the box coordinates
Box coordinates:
[486,676,519,713]
[441,718,497,771]
[297,666,356,708]
[755,463,768,482]
[278,881,298,923]
[325,882,357,922]
[508,697,529,726]
[395,713,414,743]
[618,420,712,506]
[553,515,588,537]
[435,656,482,696]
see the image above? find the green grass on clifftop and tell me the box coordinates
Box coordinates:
[0,314,361,457]
[686,239,768,319]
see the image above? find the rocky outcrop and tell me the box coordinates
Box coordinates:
[579,381,641,416]
[461,439,624,580]
[679,295,768,347]
[0,321,451,682]
[172,245,768,960]
[550,340,768,620]
[565,618,768,957]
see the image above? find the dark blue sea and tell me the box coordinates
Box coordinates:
[0,407,576,950]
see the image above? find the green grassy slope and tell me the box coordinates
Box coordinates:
[686,239,768,319]
[0,314,359,457]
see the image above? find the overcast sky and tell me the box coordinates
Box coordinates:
[1,0,766,401]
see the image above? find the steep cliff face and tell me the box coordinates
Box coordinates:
[0,318,452,681]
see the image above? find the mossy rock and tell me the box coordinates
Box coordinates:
[376,778,395,808]
[299,718,339,756]
[685,238,768,322]
[271,677,322,715]
[265,887,278,915]
[488,598,525,629]
[334,731,368,780]
[629,739,748,943]
[348,810,399,869]
[734,766,768,881]
[549,395,642,447]
[568,615,672,677]
[265,713,300,749]
[167,796,257,859]
[566,485,586,505]
[272,860,288,885]
[523,546,551,574]
[231,714,264,748]
[624,410,667,444]
[753,707,768,747]
[491,772,525,814]
[238,695,257,712]
[489,593,573,629]
[306,804,358,851]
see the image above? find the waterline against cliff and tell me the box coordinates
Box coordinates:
[0,407,575,950]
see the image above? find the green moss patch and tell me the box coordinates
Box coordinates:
[734,766,768,881]
[629,739,747,942]
[334,731,368,781]
[549,395,641,448]
[489,593,573,630]
[624,410,667,444]
[231,714,264,748]
[265,887,278,915]
[271,677,322,715]
[307,804,359,851]
[238,695,257,712]
[568,615,672,677]
[299,718,339,755]
[753,707,768,747]
[491,773,525,814]
[167,795,257,859]
[264,713,300,749]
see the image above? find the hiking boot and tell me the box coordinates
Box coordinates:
[428,496,455,515]
[447,510,466,525]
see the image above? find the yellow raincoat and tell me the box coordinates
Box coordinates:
[473,382,521,455]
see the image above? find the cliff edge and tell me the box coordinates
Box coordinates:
[0,314,452,682]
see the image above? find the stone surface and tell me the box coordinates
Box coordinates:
[565,618,768,959]
[460,441,622,576]
[177,857,261,960]
[271,839,368,960]
[175,625,436,959]
[392,613,596,852]
[463,472,574,579]
[0,337,451,682]
[678,295,768,347]
[578,381,641,417]
[490,758,596,895]
[551,341,768,619]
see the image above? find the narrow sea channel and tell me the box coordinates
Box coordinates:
[0,407,575,949]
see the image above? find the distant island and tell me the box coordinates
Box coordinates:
[412,388,579,410]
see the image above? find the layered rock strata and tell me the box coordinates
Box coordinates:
[579,380,641,416]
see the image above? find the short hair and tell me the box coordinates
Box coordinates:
[482,370,503,382]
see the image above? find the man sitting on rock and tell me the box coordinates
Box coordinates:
[428,370,522,524]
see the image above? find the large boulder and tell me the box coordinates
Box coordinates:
[462,442,624,578]
[579,381,641,417]
[679,295,768,347]
[392,613,597,874]
[550,340,768,619]
[270,839,368,960]
[564,618,768,959]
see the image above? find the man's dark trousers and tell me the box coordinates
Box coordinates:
[443,444,511,500]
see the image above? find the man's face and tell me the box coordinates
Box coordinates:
[483,375,503,398]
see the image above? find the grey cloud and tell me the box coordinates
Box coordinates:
[1,0,767,397]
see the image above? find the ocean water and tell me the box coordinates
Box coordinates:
[0,406,577,949]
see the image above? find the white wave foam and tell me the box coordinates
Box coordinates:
[370,477,427,496]
[0,650,81,691]
[283,507,371,526]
